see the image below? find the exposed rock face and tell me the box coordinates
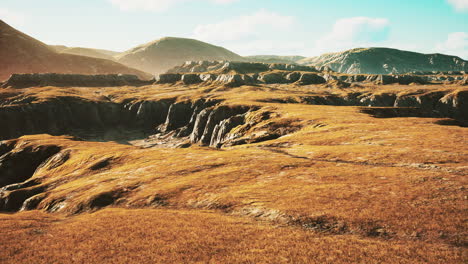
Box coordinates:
[167,61,318,74]
[197,105,251,146]
[0,20,152,81]
[299,47,468,74]
[259,90,467,122]
[0,144,61,188]
[158,60,465,87]
[2,73,151,88]
[0,97,173,141]
[0,97,271,148]
[374,74,428,85]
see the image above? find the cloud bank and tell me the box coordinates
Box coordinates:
[314,17,390,54]
[192,9,300,55]
[436,32,468,58]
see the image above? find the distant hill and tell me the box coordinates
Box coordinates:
[115,37,246,74]
[298,48,468,74]
[57,47,116,61]
[0,20,151,81]
[246,55,305,64]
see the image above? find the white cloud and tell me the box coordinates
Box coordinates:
[227,40,307,56]
[436,32,468,58]
[191,9,300,55]
[193,9,295,42]
[314,17,390,54]
[447,0,468,12]
[108,0,238,12]
[0,8,26,27]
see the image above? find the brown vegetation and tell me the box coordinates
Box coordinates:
[0,81,466,263]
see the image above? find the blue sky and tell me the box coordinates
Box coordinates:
[1,0,467,58]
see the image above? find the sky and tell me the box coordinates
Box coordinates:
[1,0,467,58]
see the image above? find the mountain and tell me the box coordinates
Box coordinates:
[0,20,151,81]
[246,55,305,64]
[57,47,117,61]
[115,37,246,74]
[298,48,468,74]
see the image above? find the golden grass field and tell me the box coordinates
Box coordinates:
[0,82,467,263]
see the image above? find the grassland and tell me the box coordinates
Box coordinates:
[0,82,466,263]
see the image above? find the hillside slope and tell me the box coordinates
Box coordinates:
[299,48,468,74]
[246,55,305,64]
[115,37,246,74]
[58,47,116,61]
[0,20,151,81]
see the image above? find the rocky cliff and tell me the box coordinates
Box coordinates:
[157,61,467,87]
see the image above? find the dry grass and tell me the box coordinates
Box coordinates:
[0,82,467,263]
[0,208,465,264]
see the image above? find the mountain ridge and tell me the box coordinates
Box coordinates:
[0,20,151,81]
[115,36,247,74]
[298,47,468,74]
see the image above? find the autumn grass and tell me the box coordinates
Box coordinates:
[0,83,466,262]
[0,208,465,264]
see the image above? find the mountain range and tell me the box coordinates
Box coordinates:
[1,19,467,81]
[299,48,468,74]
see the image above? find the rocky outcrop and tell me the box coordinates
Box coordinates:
[0,97,269,148]
[0,144,61,188]
[157,60,459,87]
[259,90,467,122]
[196,105,251,146]
[156,73,181,83]
[181,74,202,84]
[297,73,326,85]
[2,73,151,88]
[0,97,174,141]
[258,72,287,84]
[167,61,318,74]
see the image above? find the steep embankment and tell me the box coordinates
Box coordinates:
[299,47,468,74]
[115,37,246,74]
[0,20,152,81]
